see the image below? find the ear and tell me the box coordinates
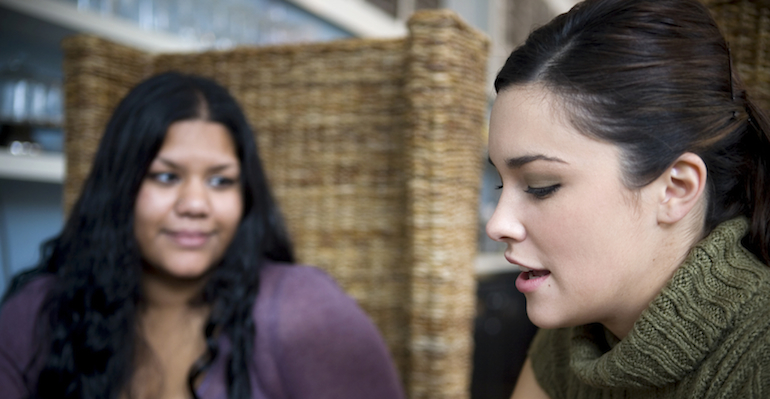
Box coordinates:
[657,152,707,224]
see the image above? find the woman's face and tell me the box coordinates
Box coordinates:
[486,85,663,332]
[134,120,243,280]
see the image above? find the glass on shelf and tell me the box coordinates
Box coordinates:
[137,0,154,30]
[27,80,48,125]
[63,0,116,16]
[228,0,261,45]
[152,0,180,34]
[116,0,139,24]
[46,82,63,126]
[9,140,42,156]
[0,59,64,128]
[0,61,35,124]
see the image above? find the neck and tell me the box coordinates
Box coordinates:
[604,213,706,339]
[140,266,208,312]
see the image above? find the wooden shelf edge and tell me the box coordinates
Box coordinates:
[0,151,64,183]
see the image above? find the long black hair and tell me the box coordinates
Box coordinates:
[495,0,770,264]
[3,72,294,399]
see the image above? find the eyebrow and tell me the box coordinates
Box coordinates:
[488,154,568,169]
[155,157,239,173]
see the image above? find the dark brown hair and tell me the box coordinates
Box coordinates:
[4,72,294,399]
[495,0,770,264]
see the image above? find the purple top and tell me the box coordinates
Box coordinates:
[0,263,405,399]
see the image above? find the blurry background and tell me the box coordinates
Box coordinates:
[0,0,575,397]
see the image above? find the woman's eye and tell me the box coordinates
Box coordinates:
[525,184,561,199]
[208,175,237,188]
[495,183,503,190]
[149,172,178,185]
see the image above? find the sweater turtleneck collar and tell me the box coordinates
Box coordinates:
[569,217,766,389]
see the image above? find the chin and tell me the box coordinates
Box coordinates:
[526,315,564,330]
[143,259,214,282]
[525,302,582,330]
[167,264,215,280]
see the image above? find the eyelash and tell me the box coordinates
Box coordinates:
[149,172,178,184]
[148,173,238,188]
[208,176,237,188]
[525,184,561,199]
[494,182,561,199]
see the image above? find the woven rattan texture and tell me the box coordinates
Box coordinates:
[62,38,151,210]
[704,0,770,112]
[62,10,489,399]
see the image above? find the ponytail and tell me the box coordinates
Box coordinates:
[743,98,770,264]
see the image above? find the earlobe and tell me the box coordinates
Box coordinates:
[657,153,707,224]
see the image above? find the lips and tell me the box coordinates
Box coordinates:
[165,230,213,248]
[506,255,552,293]
[515,265,551,293]
[506,254,551,277]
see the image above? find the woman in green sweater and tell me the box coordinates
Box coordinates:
[486,0,770,397]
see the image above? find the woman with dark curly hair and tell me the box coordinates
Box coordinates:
[486,0,770,398]
[0,72,404,399]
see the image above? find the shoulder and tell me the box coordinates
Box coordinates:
[1,274,54,335]
[701,273,770,396]
[257,263,355,322]
[708,310,770,397]
[255,262,374,342]
[259,262,343,300]
[252,262,405,399]
[0,274,55,397]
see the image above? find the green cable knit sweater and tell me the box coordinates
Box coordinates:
[530,218,770,398]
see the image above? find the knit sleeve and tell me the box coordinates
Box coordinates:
[256,265,405,399]
[528,327,573,399]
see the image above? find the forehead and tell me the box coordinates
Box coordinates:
[488,85,618,169]
[158,120,238,161]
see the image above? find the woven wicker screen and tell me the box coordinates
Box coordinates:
[62,10,489,399]
[703,0,770,112]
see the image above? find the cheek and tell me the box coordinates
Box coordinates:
[133,186,176,242]
[135,188,168,222]
[529,197,610,268]
[216,194,244,234]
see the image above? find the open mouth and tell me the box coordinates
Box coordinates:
[523,269,551,279]
[518,265,551,280]
[515,265,551,293]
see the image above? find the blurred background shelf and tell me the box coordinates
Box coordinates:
[0,0,406,52]
[0,0,202,52]
[0,149,64,183]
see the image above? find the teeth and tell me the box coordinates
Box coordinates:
[518,265,532,273]
[528,271,545,279]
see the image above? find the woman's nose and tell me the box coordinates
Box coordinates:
[175,179,210,217]
[485,198,526,243]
